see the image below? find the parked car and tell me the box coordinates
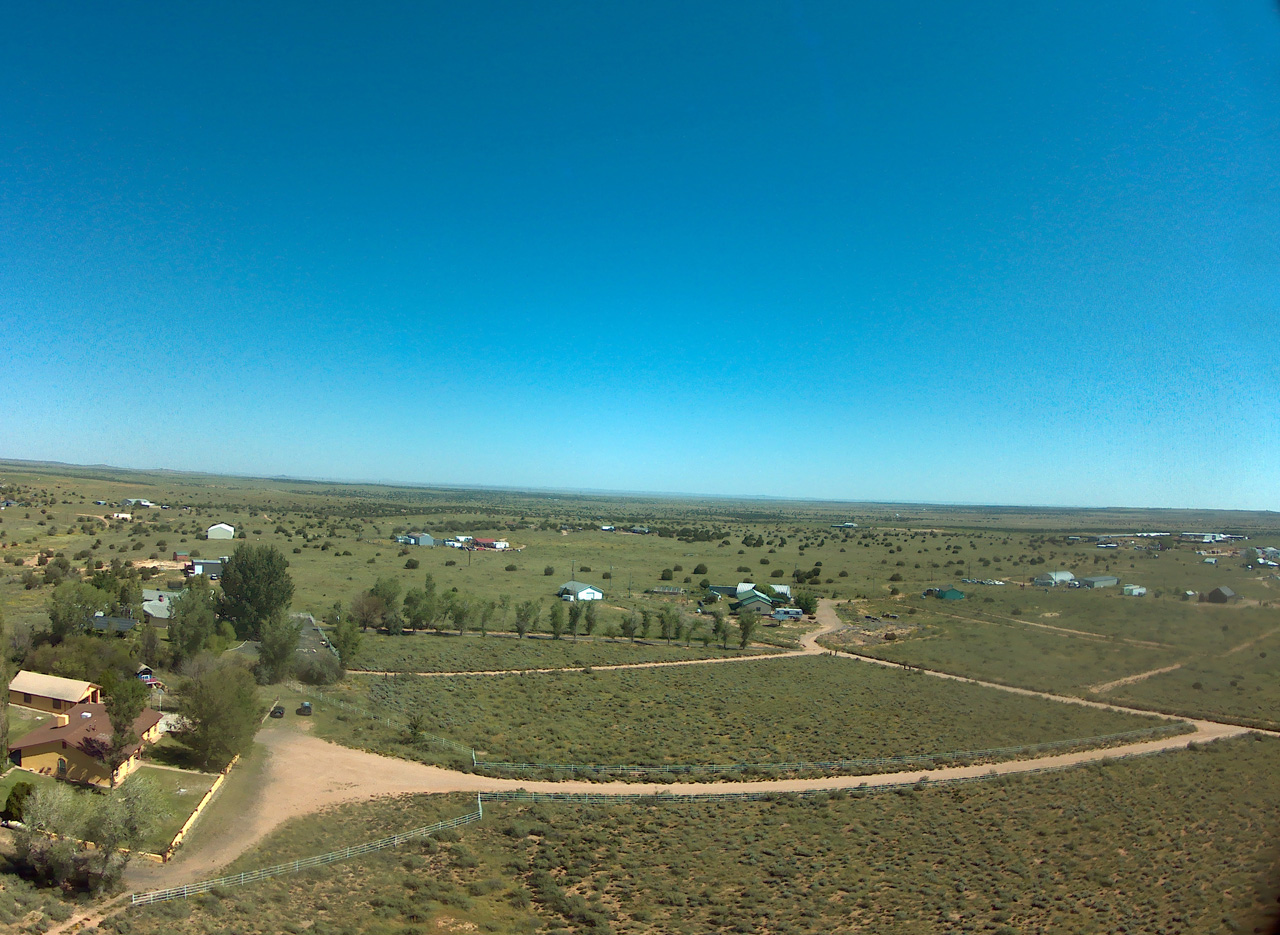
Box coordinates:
[298,701,313,716]
[269,705,285,719]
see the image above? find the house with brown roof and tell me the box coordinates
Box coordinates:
[8,670,102,714]
[7,703,163,787]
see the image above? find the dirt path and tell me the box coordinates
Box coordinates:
[1089,664,1184,694]
[117,601,1274,901]
[347,615,842,678]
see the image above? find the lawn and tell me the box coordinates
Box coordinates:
[116,735,1280,935]
[346,629,773,672]
[122,765,218,854]
[315,655,1170,778]
[6,704,54,741]
[0,766,57,807]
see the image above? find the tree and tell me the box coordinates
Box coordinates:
[369,576,403,614]
[514,600,540,638]
[660,605,681,645]
[14,783,88,885]
[257,613,302,683]
[168,580,218,664]
[403,587,433,631]
[350,590,386,632]
[795,591,819,615]
[218,545,294,640]
[452,598,473,637]
[711,608,728,649]
[139,622,161,666]
[46,581,111,642]
[568,601,582,641]
[620,611,639,642]
[333,612,362,667]
[543,565,555,576]
[738,608,759,649]
[179,658,260,769]
[693,563,708,575]
[101,674,148,786]
[479,600,495,637]
[549,602,566,640]
[83,775,164,888]
[584,601,598,636]
[639,609,652,640]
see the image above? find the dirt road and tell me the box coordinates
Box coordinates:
[120,601,1274,897]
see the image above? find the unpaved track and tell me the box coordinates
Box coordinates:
[122,601,1275,897]
[1089,664,1184,694]
[347,618,837,678]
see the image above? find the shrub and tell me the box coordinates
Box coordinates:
[445,560,456,566]
[505,564,518,571]
[295,652,343,685]
[601,571,611,579]
[672,564,683,572]
[839,570,849,577]
[405,559,420,569]
[544,566,554,576]
[889,573,903,582]
[578,566,591,572]
[660,569,674,580]
[693,563,708,575]
[737,565,751,573]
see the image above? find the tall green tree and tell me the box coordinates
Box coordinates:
[660,605,681,645]
[46,581,111,642]
[403,587,433,631]
[369,577,403,614]
[257,613,302,683]
[451,598,473,637]
[568,601,582,641]
[514,600,540,638]
[548,601,567,640]
[179,658,260,769]
[711,608,729,649]
[100,674,148,787]
[738,608,759,649]
[620,611,639,642]
[218,545,294,640]
[639,609,652,640]
[83,775,164,888]
[584,601,598,636]
[168,580,218,664]
[332,612,362,667]
[795,591,819,615]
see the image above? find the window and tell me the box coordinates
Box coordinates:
[23,693,31,703]
[52,699,61,709]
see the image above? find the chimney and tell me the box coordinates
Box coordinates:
[54,713,69,727]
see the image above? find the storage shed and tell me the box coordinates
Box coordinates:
[1080,575,1119,589]
[1201,586,1237,604]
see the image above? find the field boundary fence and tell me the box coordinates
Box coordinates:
[130,798,484,906]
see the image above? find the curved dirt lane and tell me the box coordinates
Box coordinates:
[123,603,1273,896]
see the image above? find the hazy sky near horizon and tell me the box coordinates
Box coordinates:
[2,3,1278,509]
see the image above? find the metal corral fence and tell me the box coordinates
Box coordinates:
[131,797,485,906]
[476,724,1187,775]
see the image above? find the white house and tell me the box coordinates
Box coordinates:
[112,513,132,521]
[207,523,235,539]
[557,580,603,602]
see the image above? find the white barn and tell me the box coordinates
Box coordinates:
[207,523,235,539]
[558,581,603,602]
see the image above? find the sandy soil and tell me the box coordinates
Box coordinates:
[1089,664,1184,694]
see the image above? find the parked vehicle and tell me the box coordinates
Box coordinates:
[269,705,285,719]
[298,701,313,716]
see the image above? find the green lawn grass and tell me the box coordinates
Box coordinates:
[122,765,218,854]
[347,629,771,672]
[315,656,1169,778]
[117,735,1280,935]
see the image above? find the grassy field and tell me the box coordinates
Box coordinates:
[311,656,1170,778]
[346,630,772,672]
[6,704,54,741]
[827,598,1280,726]
[117,734,1280,935]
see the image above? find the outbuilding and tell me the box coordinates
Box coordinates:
[1123,584,1147,596]
[1033,571,1076,587]
[9,671,102,713]
[207,523,235,539]
[557,581,603,602]
[1201,586,1237,604]
[1080,575,1119,589]
[934,586,965,600]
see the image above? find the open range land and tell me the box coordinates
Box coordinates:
[0,462,1276,933]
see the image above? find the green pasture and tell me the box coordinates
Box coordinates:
[120,735,1280,935]
[316,655,1167,776]
[121,765,218,854]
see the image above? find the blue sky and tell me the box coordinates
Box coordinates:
[2,2,1277,509]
